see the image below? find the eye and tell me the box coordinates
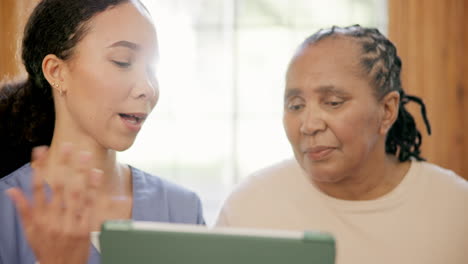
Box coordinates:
[286,97,305,112]
[112,60,131,68]
[288,104,304,111]
[323,95,347,108]
[326,101,344,107]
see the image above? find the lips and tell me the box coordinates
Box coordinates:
[303,146,336,161]
[119,113,148,132]
[119,113,147,123]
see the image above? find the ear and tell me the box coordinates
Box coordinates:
[42,54,66,93]
[379,91,400,135]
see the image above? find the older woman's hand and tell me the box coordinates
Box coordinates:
[6,145,103,264]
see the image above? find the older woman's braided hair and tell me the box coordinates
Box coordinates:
[301,25,431,162]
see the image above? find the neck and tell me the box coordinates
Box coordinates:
[41,119,131,196]
[314,152,410,201]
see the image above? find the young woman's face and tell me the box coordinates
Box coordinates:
[283,36,385,184]
[60,1,159,151]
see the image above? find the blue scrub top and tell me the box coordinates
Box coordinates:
[0,164,205,264]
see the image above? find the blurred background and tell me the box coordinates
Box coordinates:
[132,0,387,224]
[1,0,467,225]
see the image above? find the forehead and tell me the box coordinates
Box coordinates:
[287,36,365,86]
[78,2,157,54]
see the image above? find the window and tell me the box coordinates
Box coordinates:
[119,0,388,224]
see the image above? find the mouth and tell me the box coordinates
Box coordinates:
[303,146,336,161]
[119,113,148,131]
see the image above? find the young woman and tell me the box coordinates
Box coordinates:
[216,25,468,264]
[0,1,204,263]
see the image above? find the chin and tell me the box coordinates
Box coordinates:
[302,160,346,184]
[105,137,136,152]
[112,145,132,152]
[309,173,346,184]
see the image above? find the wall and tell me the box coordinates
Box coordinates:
[388,0,468,178]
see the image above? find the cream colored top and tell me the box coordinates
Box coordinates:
[216,159,468,264]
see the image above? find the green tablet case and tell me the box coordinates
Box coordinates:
[100,220,335,264]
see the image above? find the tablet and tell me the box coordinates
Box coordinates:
[99,220,335,264]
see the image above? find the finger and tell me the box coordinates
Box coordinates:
[88,168,103,189]
[64,185,85,232]
[85,168,103,207]
[49,175,66,218]
[58,143,74,206]
[58,142,73,184]
[77,197,92,233]
[105,195,131,220]
[70,151,93,213]
[58,142,73,164]
[86,168,103,221]
[63,152,92,232]
[6,188,33,226]
[31,146,49,169]
[74,151,92,188]
[31,147,49,210]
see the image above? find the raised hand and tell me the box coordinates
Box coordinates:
[6,145,103,264]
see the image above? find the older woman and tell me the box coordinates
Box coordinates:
[216,25,468,264]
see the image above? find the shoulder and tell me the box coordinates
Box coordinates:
[0,163,32,193]
[414,161,468,191]
[132,167,201,203]
[131,167,204,224]
[0,163,33,217]
[230,158,302,200]
[218,159,303,219]
[0,164,34,263]
[412,161,468,203]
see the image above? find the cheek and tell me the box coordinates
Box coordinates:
[71,54,132,95]
[75,65,128,101]
[283,114,301,148]
[67,72,126,126]
[332,106,380,152]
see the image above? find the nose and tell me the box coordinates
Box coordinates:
[131,67,159,101]
[300,108,327,136]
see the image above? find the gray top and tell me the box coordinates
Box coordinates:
[0,163,205,264]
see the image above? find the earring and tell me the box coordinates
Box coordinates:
[52,82,64,96]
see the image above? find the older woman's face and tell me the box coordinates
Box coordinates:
[283,36,385,184]
[59,1,159,151]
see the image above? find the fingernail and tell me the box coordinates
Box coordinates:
[90,168,103,185]
[61,142,73,153]
[32,146,48,160]
[79,151,92,163]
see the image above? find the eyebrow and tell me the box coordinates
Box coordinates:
[315,85,350,96]
[284,88,303,100]
[107,40,141,51]
[284,85,350,100]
